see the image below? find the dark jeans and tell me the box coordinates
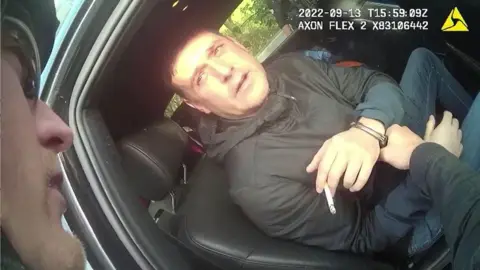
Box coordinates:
[408,93,480,255]
[373,48,478,255]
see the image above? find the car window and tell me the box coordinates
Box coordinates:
[55,0,76,25]
[220,0,285,62]
[165,94,183,118]
[164,0,283,118]
[41,0,85,90]
[44,1,94,269]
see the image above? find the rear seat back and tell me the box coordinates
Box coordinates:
[117,119,188,201]
[176,158,395,270]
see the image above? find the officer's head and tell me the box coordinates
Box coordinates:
[1,22,84,269]
[166,30,269,119]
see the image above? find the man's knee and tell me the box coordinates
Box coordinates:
[411,47,436,59]
[409,48,438,64]
[407,47,438,74]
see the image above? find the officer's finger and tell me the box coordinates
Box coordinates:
[424,115,435,140]
[452,117,459,130]
[440,111,453,125]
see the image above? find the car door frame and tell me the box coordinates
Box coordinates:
[41,1,143,269]
[42,0,227,268]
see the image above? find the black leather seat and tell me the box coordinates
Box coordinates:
[117,119,188,201]
[117,119,450,270]
[176,159,395,270]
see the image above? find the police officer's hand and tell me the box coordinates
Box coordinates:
[306,118,383,196]
[379,125,424,170]
[424,111,463,157]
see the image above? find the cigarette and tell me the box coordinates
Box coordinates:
[324,187,336,215]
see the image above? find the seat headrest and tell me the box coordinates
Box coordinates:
[118,119,188,201]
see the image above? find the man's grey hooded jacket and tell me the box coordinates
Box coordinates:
[198,52,408,253]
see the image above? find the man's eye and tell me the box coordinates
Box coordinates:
[213,45,223,56]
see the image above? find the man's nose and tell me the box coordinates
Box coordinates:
[35,101,74,153]
[207,59,232,81]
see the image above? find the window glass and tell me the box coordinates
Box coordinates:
[41,0,85,87]
[54,0,75,25]
[220,0,287,62]
[165,95,183,118]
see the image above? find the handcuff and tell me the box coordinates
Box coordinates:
[2,16,41,99]
[350,121,389,148]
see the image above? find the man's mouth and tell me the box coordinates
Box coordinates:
[235,72,249,95]
[48,171,68,217]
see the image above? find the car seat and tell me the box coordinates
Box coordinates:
[175,158,395,270]
[117,119,189,209]
[117,118,451,270]
[174,156,454,270]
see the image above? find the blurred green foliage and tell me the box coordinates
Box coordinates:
[164,94,182,118]
[220,0,280,56]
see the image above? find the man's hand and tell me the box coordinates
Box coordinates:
[306,118,383,196]
[379,125,424,170]
[424,111,463,157]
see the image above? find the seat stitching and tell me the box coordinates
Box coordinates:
[123,142,170,178]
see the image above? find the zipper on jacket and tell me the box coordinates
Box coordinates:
[275,93,297,101]
[274,92,303,119]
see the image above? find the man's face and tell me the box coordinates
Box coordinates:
[171,31,269,119]
[1,55,85,269]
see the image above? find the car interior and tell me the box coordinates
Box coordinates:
[76,0,480,269]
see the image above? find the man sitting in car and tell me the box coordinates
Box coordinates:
[161,29,476,254]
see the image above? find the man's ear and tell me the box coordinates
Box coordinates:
[184,100,211,114]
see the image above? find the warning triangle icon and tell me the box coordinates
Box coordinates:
[441,7,469,32]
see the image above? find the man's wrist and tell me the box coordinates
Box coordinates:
[358,117,386,135]
[350,118,388,148]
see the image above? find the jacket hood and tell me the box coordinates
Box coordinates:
[198,73,295,163]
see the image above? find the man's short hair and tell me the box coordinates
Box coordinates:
[160,29,224,92]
